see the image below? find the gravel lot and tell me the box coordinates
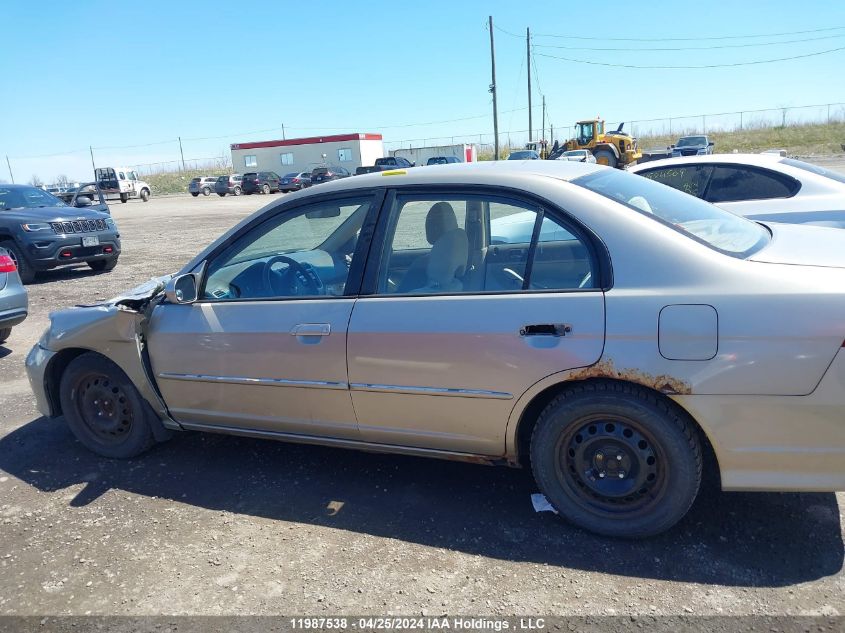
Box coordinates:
[0,189,843,617]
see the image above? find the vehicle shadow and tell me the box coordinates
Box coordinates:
[30,266,101,285]
[1,416,842,588]
[0,346,12,359]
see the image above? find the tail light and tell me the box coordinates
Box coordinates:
[292,178,300,182]
[0,254,16,273]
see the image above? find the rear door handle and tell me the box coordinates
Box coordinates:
[520,323,572,337]
[290,323,331,336]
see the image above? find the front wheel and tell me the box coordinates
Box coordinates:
[88,258,118,273]
[217,192,226,197]
[262,183,270,195]
[120,193,128,203]
[140,188,150,202]
[59,353,159,458]
[592,149,618,168]
[191,193,199,197]
[530,381,701,538]
[0,239,35,283]
[233,186,242,196]
[202,187,211,196]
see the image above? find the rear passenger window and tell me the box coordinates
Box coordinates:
[705,166,798,203]
[639,165,712,198]
[374,193,595,295]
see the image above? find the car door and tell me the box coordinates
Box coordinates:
[147,190,382,439]
[346,189,606,456]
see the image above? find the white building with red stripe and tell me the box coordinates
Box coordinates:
[230,133,384,176]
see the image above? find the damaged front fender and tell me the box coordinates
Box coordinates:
[36,275,177,427]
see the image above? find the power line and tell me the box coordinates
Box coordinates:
[535,46,845,69]
[532,33,845,52]
[532,25,845,42]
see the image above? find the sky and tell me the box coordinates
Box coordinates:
[1,0,844,183]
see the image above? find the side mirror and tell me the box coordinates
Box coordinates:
[410,161,416,167]
[75,196,92,207]
[708,141,715,147]
[165,273,199,304]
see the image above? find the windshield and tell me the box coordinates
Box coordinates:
[508,150,538,160]
[677,136,707,147]
[574,169,770,258]
[0,186,66,210]
[781,158,845,185]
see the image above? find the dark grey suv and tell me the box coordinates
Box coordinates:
[0,184,121,283]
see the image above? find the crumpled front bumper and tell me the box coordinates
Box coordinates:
[25,343,56,418]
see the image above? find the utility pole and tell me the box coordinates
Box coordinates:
[527,27,532,144]
[178,137,186,172]
[489,15,499,160]
[5,156,13,184]
[541,95,546,150]
[89,146,96,174]
[282,124,286,140]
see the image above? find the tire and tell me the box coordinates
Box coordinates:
[262,183,270,195]
[59,352,158,459]
[593,149,618,169]
[217,193,226,197]
[140,188,150,202]
[191,193,199,197]
[88,257,118,273]
[233,186,242,196]
[0,328,10,345]
[0,239,35,284]
[120,193,128,203]
[202,187,211,196]
[530,381,702,538]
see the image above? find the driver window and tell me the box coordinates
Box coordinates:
[202,197,372,301]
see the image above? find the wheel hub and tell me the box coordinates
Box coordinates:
[77,374,133,443]
[562,419,661,507]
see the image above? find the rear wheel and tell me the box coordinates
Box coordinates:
[202,186,211,196]
[88,258,118,273]
[593,149,618,168]
[120,193,128,203]
[530,381,701,538]
[233,186,242,196]
[191,193,199,197]
[59,353,158,458]
[0,239,35,284]
[217,192,226,197]
[262,183,270,195]
[0,328,11,344]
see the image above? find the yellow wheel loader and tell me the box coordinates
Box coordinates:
[548,119,642,168]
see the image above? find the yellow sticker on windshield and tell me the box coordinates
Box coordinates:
[381,170,406,176]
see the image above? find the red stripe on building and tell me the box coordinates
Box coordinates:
[231,133,383,150]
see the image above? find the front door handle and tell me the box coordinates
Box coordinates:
[520,323,572,337]
[290,323,331,336]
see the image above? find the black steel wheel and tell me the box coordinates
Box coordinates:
[59,353,157,458]
[530,381,701,538]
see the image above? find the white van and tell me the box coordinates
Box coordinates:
[94,167,151,203]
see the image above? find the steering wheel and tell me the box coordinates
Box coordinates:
[262,255,324,297]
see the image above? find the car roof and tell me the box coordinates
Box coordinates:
[630,153,785,171]
[288,160,607,196]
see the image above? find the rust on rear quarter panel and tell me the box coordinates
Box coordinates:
[567,359,692,395]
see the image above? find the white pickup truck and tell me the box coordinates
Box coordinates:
[94,167,151,203]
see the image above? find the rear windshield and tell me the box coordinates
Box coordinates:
[243,172,257,177]
[574,169,770,258]
[284,172,299,178]
[0,186,66,210]
[216,176,228,182]
[191,178,201,183]
[677,136,706,147]
[312,168,328,174]
[781,158,845,185]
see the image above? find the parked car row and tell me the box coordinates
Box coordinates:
[189,167,350,198]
